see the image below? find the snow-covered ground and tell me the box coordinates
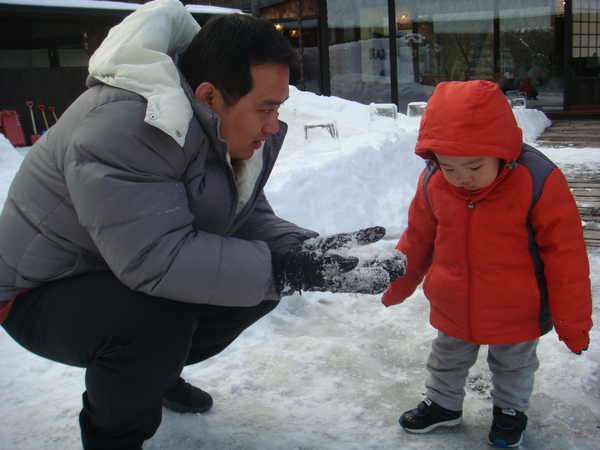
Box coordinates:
[0,87,598,449]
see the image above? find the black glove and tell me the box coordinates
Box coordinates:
[272,226,405,296]
[272,247,360,296]
[300,226,387,253]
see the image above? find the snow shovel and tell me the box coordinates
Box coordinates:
[26,101,42,144]
[38,104,50,131]
[48,106,59,124]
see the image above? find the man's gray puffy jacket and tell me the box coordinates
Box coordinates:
[0,77,317,308]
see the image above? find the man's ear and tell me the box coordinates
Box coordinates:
[194,82,218,108]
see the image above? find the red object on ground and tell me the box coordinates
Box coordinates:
[0,109,27,147]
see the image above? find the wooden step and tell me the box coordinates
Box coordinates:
[536,118,600,248]
[566,177,600,249]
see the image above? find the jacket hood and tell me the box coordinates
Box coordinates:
[415,80,523,163]
[88,0,200,147]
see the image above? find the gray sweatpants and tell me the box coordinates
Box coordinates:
[425,331,540,412]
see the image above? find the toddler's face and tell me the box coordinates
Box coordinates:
[435,154,502,191]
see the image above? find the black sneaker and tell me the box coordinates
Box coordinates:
[488,406,528,448]
[399,398,463,433]
[162,377,213,413]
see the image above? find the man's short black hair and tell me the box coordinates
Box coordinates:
[179,14,298,107]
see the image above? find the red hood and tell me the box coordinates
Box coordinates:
[415,80,523,163]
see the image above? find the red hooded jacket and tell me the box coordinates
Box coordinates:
[382,81,592,352]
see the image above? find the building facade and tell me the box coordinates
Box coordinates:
[0,0,241,142]
[253,0,600,116]
[1,0,598,134]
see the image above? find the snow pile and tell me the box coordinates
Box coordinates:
[513,107,552,143]
[0,133,23,206]
[0,88,599,449]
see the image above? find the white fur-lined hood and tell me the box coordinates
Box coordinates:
[88,0,200,146]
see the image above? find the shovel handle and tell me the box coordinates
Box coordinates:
[38,104,50,130]
[26,101,37,134]
[48,106,59,122]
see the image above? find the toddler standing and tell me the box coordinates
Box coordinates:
[382,80,592,448]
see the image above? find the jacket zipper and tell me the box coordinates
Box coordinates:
[466,200,475,341]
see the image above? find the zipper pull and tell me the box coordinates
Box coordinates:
[468,201,475,209]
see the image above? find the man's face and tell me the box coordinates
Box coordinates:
[203,63,290,160]
[436,154,502,191]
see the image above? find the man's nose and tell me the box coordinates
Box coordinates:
[263,115,279,135]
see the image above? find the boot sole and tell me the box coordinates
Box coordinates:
[488,435,523,448]
[162,398,213,414]
[400,416,463,434]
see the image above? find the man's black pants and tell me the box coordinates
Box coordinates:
[1,271,278,449]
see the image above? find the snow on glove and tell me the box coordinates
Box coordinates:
[271,246,360,296]
[299,226,387,253]
[561,331,590,355]
[361,249,406,284]
[272,226,405,296]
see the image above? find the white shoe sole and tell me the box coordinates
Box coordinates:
[400,416,463,434]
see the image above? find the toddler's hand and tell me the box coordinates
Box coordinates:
[561,332,590,355]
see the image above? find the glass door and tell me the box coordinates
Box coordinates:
[570,0,600,109]
[327,0,391,104]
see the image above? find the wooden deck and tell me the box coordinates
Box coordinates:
[567,177,600,248]
[536,119,600,148]
[536,119,600,248]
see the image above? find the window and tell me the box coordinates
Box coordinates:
[327,0,391,104]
